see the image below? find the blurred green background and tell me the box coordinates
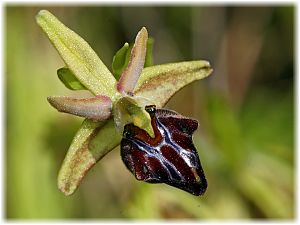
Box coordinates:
[5,5,294,219]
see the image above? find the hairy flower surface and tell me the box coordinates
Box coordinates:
[36,10,212,196]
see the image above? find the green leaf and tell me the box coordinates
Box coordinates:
[145,37,154,67]
[57,118,121,196]
[36,10,117,98]
[112,38,154,80]
[57,67,86,90]
[134,60,213,108]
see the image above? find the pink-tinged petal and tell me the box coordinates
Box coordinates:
[47,95,112,121]
[117,27,148,95]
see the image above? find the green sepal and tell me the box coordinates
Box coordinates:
[57,118,121,196]
[135,60,213,108]
[36,10,117,98]
[113,96,154,138]
[57,67,87,90]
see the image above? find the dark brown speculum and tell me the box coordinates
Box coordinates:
[121,105,207,196]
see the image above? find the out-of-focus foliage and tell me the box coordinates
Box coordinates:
[5,6,294,219]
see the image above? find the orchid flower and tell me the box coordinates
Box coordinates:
[36,10,212,196]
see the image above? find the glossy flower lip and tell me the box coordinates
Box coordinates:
[36,10,213,196]
[121,107,207,196]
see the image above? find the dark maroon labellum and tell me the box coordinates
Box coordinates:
[120,105,207,196]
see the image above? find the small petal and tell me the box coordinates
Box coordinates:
[117,27,148,95]
[57,67,87,90]
[47,95,112,121]
[112,37,154,80]
[144,37,154,67]
[112,42,130,80]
